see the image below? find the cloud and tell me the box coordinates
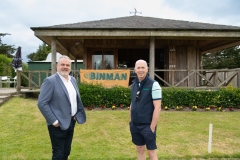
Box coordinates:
[160,0,240,26]
[0,0,239,62]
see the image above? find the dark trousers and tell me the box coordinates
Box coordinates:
[48,117,76,160]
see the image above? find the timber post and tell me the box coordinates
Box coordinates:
[16,71,21,93]
[149,37,155,79]
[238,69,240,88]
[51,37,57,75]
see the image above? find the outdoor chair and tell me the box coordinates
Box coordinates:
[12,76,17,88]
[0,76,16,88]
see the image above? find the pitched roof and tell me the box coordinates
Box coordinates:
[32,16,240,31]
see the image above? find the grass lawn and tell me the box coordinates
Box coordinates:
[0,97,240,160]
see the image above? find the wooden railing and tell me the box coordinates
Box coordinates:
[15,70,79,91]
[154,68,240,89]
[14,68,240,91]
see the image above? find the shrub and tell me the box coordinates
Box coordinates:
[79,82,131,108]
[78,83,240,109]
[0,55,12,76]
[162,86,240,108]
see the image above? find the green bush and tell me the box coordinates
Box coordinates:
[79,82,131,108]
[162,86,240,108]
[218,85,240,107]
[78,83,240,109]
[0,54,12,76]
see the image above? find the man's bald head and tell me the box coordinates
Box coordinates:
[135,59,148,68]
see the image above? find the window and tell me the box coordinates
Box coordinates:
[92,51,114,70]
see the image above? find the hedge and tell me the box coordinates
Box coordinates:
[78,83,240,108]
[79,83,131,108]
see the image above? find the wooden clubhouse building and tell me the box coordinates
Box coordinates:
[30,15,240,88]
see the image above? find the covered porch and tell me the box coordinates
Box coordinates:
[28,16,240,88]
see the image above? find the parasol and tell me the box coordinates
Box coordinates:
[11,46,22,72]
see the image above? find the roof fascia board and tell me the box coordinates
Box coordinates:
[33,30,240,38]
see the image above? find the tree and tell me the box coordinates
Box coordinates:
[202,46,240,69]
[0,33,16,58]
[27,43,51,61]
[0,54,12,76]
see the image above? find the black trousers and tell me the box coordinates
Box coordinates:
[48,117,76,160]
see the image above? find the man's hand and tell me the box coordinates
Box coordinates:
[150,125,155,133]
[53,123,60,127]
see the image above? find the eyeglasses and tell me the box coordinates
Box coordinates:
[136,91,140,101]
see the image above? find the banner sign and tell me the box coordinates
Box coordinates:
[80,69,130,87]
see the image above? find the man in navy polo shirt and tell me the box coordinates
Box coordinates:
[129,59,162,160]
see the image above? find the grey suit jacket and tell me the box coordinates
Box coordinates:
[38,73,86,130]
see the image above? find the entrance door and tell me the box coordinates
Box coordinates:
[92,51,114,70]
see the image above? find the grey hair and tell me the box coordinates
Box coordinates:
[58,55,71,61]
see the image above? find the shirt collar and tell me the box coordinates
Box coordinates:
[57,72,71,82]
[133,75,148,84]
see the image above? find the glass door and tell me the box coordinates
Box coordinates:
[92,51,102,69]
[92,51,114,70]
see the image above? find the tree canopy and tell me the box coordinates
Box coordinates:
[0,33,16,58]
[0,54,12,76]
[27,43,51,61]
[202,46,240,69]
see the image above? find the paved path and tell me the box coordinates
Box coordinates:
[0,88,40,106]
[0,88,40,94]
[0,88,16,106]
[0,88,17,94]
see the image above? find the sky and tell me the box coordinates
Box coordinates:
[1,0,240,63]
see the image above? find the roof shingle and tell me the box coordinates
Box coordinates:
[36,16,240,30]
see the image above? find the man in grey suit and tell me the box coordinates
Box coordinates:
[38,55,86,160]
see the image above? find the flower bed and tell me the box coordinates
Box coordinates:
[163,105,240,112]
